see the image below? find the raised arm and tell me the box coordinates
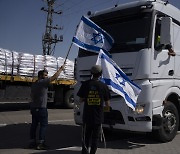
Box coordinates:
[49,63,65,82]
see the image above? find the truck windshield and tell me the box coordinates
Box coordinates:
[98,13,152,53]
[78,9,152,57]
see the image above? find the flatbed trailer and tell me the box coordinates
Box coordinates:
[0,74,76,108]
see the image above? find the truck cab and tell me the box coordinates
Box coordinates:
[74,0,180,142]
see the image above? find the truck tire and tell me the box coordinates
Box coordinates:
[156,101,179,142]
[64,89,74,109]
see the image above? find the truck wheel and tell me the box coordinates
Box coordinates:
[157,101,179,142]
[64,90,74,109]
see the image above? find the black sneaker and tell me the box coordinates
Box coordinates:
[36,143,48,150]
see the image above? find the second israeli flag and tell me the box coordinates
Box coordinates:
[96,50,141,110]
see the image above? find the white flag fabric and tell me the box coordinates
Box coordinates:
[72,16,114,53]
[96,50,141,110]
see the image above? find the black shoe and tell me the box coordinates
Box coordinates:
[36,143,48,150]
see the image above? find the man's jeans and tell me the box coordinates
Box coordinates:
[30,108,48,143]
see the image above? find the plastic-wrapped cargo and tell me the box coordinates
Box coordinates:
[11,51,19,75]
[57,57,66,79]
[0,48,19,75]
[61,58,74,79]
[0,48,5,73]
[0,48,74,80]
[34,55,45,77]
[44,55,58,77]
[19,52,35,76]
[0,48,6,73]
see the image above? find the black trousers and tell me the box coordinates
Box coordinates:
[82,124,101,154]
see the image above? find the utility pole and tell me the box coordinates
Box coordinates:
[41,0,63,55]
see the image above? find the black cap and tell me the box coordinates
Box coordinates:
[90,65,102,74]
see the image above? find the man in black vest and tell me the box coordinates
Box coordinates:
[77,65,111,154]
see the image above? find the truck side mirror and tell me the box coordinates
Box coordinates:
[160,17,172,46]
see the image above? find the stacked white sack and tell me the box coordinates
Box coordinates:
[62,59,74,79]
[4,49,12,74]
[34,55,45,76]
[0,48,6,73]
[44,55,58,77]
[8,50,19,75]
[0,48,74,80]
[57,57,66,79]
[19,52,34,76]
[0,48,19,75]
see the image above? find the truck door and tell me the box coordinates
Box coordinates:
[152,17,175,79]
[173,21,180,78]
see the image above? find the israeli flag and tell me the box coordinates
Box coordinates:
[72,16,114,53]
[96,50,141,110]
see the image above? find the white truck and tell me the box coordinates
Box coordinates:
[74,0,180,142]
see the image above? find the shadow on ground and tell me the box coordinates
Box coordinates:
[0,123,81,150]
[0,103,67,112]
[0,122,162,154]
[99,128,161,150]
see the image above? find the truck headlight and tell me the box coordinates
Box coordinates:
[135,104,145,114]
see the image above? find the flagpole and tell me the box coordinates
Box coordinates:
[63,42,73,64]
[63,21,80,65]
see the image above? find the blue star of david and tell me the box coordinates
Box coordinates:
[91,33,103,45]
[115,73,126,86]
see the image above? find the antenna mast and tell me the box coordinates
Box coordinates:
[41,0,63,55]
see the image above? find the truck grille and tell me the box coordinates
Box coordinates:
[104,109,125,125]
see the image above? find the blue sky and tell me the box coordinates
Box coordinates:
[0,0,180,61]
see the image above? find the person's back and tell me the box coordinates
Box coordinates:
[82,79,109,125]
[77,65,111,154]
[31,78,50,108]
